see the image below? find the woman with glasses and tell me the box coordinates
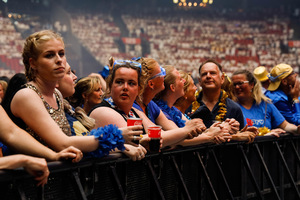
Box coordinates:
[232,69,300,136]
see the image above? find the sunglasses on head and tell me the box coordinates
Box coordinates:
[112,60,142,73]
[149,66,166,80]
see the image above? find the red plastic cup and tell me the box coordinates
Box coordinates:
[148,126,161,152]
[127,118,143,144]
[148,126,161,138]
[127,118,143,126]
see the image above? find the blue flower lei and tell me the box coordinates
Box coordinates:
[155,99,186,128]
[87,124,125,158]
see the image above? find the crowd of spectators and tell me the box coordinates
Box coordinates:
[0,12,23,74]
[0,7,299,80]
[70,13,125,65]
[122,12,297,78]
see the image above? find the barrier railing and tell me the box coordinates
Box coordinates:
[1,134,300,200]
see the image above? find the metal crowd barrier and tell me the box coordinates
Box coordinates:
[0,134,300,200]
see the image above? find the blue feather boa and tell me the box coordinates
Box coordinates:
[87,124,125,158]
[155,99,186,128]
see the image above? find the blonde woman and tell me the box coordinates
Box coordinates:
[69,76,103,115]
[174,70,197,118]
[232,69,299,136]
[3,30,126,158]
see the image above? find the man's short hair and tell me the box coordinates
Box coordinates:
[198,59,223,77]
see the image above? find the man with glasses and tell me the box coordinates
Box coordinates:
[265,63,300,125]
[191,59,245,129]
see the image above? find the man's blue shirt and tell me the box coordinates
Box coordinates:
[265,89,300,125]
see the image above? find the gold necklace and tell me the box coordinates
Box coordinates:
[215,90,228,122]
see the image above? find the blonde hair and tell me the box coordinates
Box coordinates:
[232,70,271,104]
[136,57,158,81]
[63,99,95,131]
[0,80,8,94]
[174,70,192,106]
[69,76,102,108]
[155,65,176,99]
[222,72,235,100]
[22,30,64,81]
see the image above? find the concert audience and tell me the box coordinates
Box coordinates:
[132,57,232,146]
[89,57,206,150]
[133,57,180,130]
[0,105,83,186]
[232,69,299,137]
[57,62,145,160]
[191,59,258,143]
[265,63,300,125]
[1,30,135,160]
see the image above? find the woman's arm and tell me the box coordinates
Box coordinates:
[155,110,179,130]
[11,89,98,152]
[134,108,202,147]
[279,120,299,135]
[0,154,49,186]
[90,107,147,160]
[0,106,83,161]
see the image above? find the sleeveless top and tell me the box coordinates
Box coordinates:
[88,99,147,135]
[23,84,71,144]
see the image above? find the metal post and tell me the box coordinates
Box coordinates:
[274,141,300,199]
[253,143,281,200]
[210,149,234,200]
[171,155,192,200]
[238,145,263,200]
[196,151,219,200]
[71,171,88,200]
[110,165,126,200]
[146,159,166,200]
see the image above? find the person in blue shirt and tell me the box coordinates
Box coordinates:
[264,63,300,125]
[232,69,300,136]
[131,57,230,146]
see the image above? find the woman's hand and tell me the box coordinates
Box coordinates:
[265,128,285,137]
[55,146,83,163]
[23,156,50,186]
[214,133,232,144]
[139,135,163,152]
[123,144,147,161]
[120,125,143,146]
[203,122,232,144]
[224,118,240,134]
[185,119,206,139]
[232,131,256,143]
